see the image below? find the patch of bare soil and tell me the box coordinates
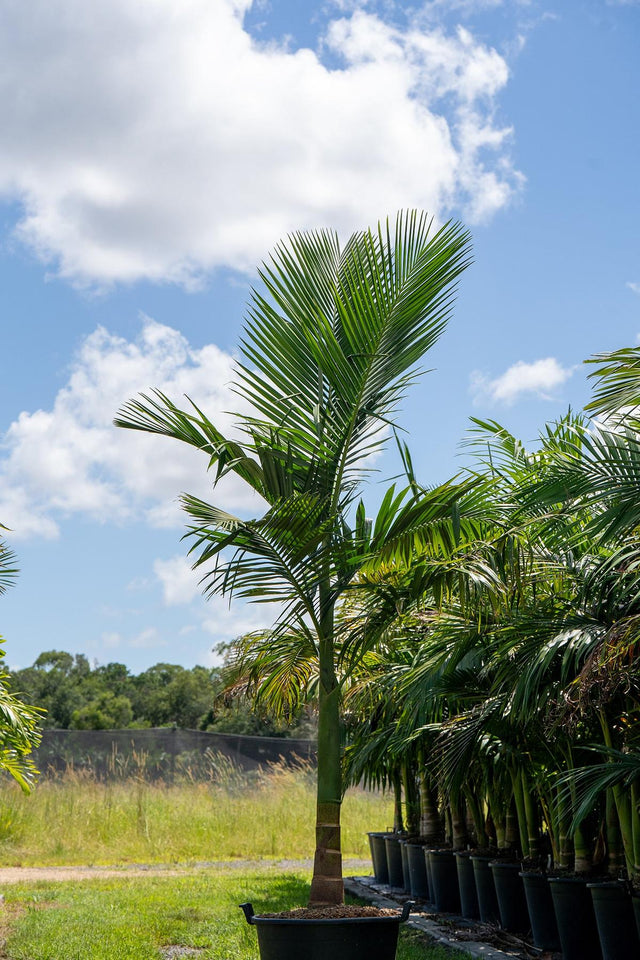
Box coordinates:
[0,899,64,959]
[0,866,186,883]
[433,915,559,959]
[0,902,25,959]
[160,949,205,959]
[0,858,371,885]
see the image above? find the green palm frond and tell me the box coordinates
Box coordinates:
[585,346,640,422]
[0,533,18,597]
[223,629,319,718]
[0,650,42,793]
[555,747,640,831]
[115,210,473,646]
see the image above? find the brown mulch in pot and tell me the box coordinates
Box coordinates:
[260,905,398,919]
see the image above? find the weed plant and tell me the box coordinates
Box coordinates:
[0,759,391,866]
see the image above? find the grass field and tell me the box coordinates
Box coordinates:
[0,763,392,866]
[1,869,457,960]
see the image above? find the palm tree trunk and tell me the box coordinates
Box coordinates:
[403,760,420,836]
[419,778,441,840]
[463,787,486,848]
[392,768,404,832]
[505,797,520,852]
[598,711,636,881]
[522,770,541,860]
[309,608,344,906]
[574,822,592,874]
[556,787,573,869]
[511,768,528,858]
[450,796,469,850]
[606,789,624,875]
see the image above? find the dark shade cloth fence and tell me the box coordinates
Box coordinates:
[32,727,316,781]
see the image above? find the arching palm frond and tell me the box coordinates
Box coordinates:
[0,531,18,598]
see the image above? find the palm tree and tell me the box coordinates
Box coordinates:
[0,528,42,792]
[115,210,472,906]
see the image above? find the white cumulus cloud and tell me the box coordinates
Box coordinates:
[154,555,203,606]
[0,318,263,539]
[471,357,575,405]
[201,596,281,648]
[0,0,521,287]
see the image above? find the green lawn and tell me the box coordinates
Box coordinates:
[1,870,457,960]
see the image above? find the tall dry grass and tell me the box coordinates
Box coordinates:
[0,756,392,866]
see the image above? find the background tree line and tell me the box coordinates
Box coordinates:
[8,648,315,736]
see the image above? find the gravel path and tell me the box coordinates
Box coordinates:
[0,858,371,884]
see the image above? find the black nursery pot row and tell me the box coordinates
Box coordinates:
[367,833,640,960]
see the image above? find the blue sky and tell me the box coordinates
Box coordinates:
[1,0,639,673]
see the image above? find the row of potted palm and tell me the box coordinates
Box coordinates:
[353,353,640,960]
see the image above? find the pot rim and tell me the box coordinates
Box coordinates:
[547,875,591,885]
[240,901,414,926]
[586,879,631,890]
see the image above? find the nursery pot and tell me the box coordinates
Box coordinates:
[549,876,602,960]
[240,900,414,960]
[399,840,412,893]
[633,894,640,941]
[489,861,530,935]
[384,836,405,889]
[519,872,560,951]
[406,842,430,899]
[455,852,479,920]
[423,848,435,904]
[587,881,640,960]
[368,833,393,884]
[428,850,461,913]
[470,855,500,924]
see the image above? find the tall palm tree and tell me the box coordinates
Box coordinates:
[115,210,473,906]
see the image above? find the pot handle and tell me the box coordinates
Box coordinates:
[239,902,255,925]
[400,901,415,923]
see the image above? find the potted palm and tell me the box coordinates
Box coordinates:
[116,211,472,958]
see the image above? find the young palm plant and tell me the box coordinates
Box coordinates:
[115,210,473,906]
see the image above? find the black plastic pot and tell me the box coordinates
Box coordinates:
[470,855,500,924]
[587,881,640,960]
[489,861,529,935]
[368,833,393,884]
[423,848,435,903]
[428,850,461,913]
[455,853,479,920]
[633,894,640,941]
[240,901,413,960]
[549,877,602,960]
[399,840,411,893]
[384,836,405,889]
[406,843,430,899]
[520,872,560,951]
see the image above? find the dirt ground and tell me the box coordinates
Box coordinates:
[0,857,371,884]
